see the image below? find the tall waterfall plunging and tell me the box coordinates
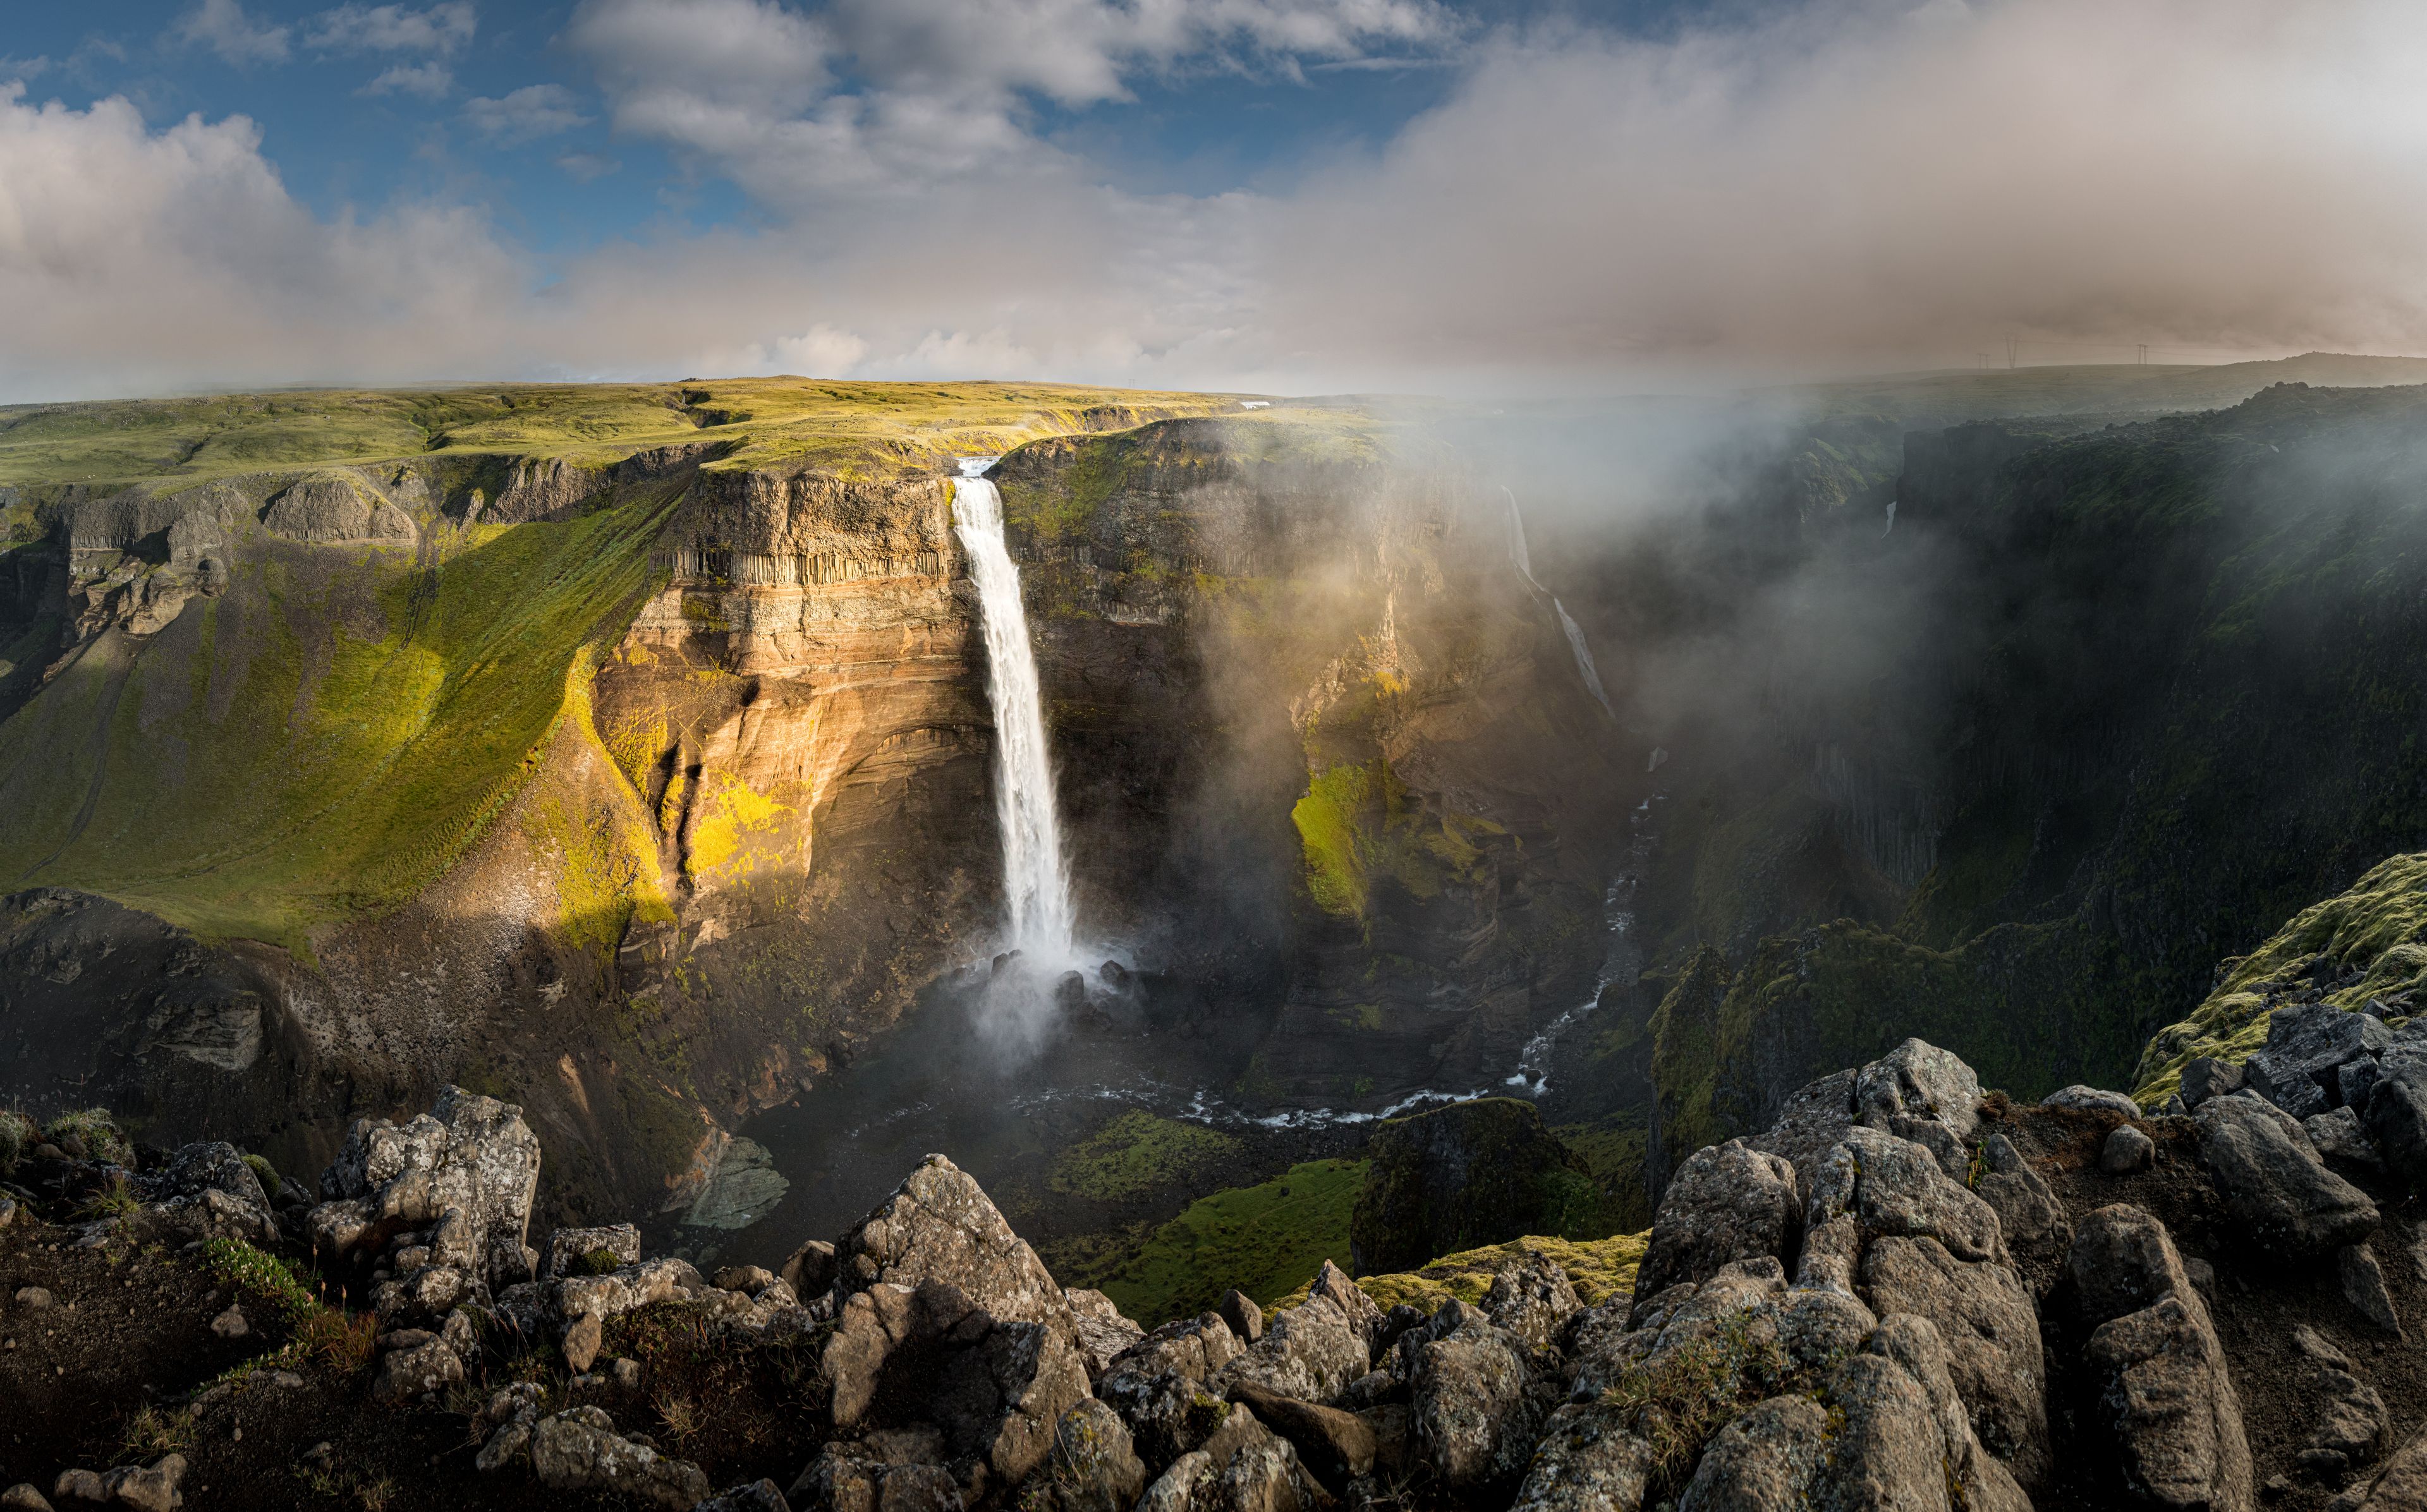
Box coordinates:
[952,459,1078,963]
[1504,488,1615,718]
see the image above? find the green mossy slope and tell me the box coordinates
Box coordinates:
[2132,851,2427,1103]
[1083,1158,1368,1325]
[0,495,674,947]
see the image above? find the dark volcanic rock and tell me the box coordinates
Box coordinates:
[1348,1098,1595,1276]
[2194,1094,2379,1257]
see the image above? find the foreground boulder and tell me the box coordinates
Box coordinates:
[2069,1205,2253,1512]
[2193,1094,2378,1258]
[531,1406,710,1508]
[1627,1139,1799,1324]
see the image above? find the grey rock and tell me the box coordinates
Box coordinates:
[99,1457,185,1512]
[0,1485,51,1512]
[142,1142,278,1243]
[1973,1134,2073,1280]
[544,1223,641,1279]
[1856,1037,1984,1141]
[209,1304,248,1339]
[1034,1399,1148,1512]
[2047,1085,2144,1118]
[530,1405,710,1508]
[1217,1290,1263,1345]
[1406,1309,1545,1492]
[263,473,416,543]
[2086,1293,2253,1512]
[1677,1394,1827,1512]
[2181,1057,2246,1110]
[310,1086,542,1294]
[370,1337,463,1404]
[1200,1410,1323,1512]
[1226,1381,1375,1488]
[1481,1252,1582,1349]
[48,1473,101,1505]
[1629,1140,1801,1324]
[2195,1094,2379,1257]
[1064,1288,1145,1381]
[789,1428,959,1512]
[2309,1108,2385,1170]
[16,1287,54,1310]
[611,1357,642,1391]
[563,1310,604,1373]
[2363,1061,2427,1189]
[1804,1125,2005,1266]
[1306,1261,1384,1350]
[1854,1315,2032,1512]
[1745,1068,1858,1208]
[693,1480,791,1512]
[1511,1402,1653,1512]
[714,1264,779,1296]
[2103,1124,2156,1175]
[1857,1236,2050,1488]
[2339,1423,2427,1511]
[2069,1204,2199,1328]
[1214,1295,1370,1408]
[2259,1003,2393,1098]
[554,1256,705,1326]
[2246,1054,2331,1119]
[2304,1359,2388,1468]
[1101,1314,1244,1467]
[2342,1058,2384,1113]
[834,1155,1073,1334]
[2340,1245,2404,1338]
[1137,1450,1212,1512]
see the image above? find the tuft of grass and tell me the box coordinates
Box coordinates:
[654,1393,701,1445]
[199,1237,320,1322]
[119,1405,197,1461]
[295,1307,379,1376]
[45,1108,133,1166]
[0,1109,33,1172]
[77,1171,141,1222]
[1601,1306,1837,1500]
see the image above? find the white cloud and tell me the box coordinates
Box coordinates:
[563,0,1452,202]
[306,3,478,54]
[556,150,621,181]
[360,60,453,97]
[173,0,292,66]
[465,83,591,143]
[15,1,2427,403]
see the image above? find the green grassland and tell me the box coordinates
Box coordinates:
[0,380,1252,490]
[1081,1158,1368,1324]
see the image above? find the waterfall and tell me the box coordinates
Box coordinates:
[952,459,1077,963]
[1504,488,1615,718]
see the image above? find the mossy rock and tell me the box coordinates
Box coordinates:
[1349,1098,1600,1277]
[1305,1231,1648,1315]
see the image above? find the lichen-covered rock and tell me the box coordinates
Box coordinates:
[792,1429,962,1512]
[543,1223,641,1279]
[1406,1306,1548,1494]
[1224,1382,1373,1490]
[1677,1394,1827,1511]
[1629,1140,1800,1324]
[1214,1296,1369,1408]
[1064,1288,1144,1381]
[139,1142,278,1244]
[1510,1402,1653,1512]
[1026,1399,1147,1512]
[2248,1003,2392,1112]
[1305,1260,1384,1349]
[2102,1124,2156,1174]
[1126,1409,1323,1512]
[2194,1094,2378,1257]
[1802,1125,2005,1276]
[1856,1236,2049,1487]
[1973,1133,2073,1282]
[1102,1314,1244,1468]
[1478,1251,1582,1348]
[694,1480,792,1512]
[554,1255,705,1324]
[310,1087,542,1290]
[2045,1085,2144,1118]
[370,1337,463,1405]
[1349,1098,1596,1276]
[2069,1207,2252,1512]
[836,1156,1074,1334]
[530,1406,710,1508]
[2337,1422,2427,1511]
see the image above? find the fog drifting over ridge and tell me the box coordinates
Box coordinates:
[6,0,2427,401]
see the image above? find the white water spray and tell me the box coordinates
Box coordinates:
[1504,489,1615,718]
[953,459,1078,964]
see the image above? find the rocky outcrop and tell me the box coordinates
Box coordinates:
[2192,1094,2378,1258]
[1350,1100,1596,1276]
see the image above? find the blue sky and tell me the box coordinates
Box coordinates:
[2,1,2422,400]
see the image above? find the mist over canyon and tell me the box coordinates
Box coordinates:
[3,354,2426,1290]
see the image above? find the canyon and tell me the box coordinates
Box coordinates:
[8,359,2427,1302]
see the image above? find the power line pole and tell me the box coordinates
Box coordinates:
[2005,336,2019,369]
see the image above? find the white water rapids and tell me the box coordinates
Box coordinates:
[952,459,1078,965]
[1504,489,1615,718]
